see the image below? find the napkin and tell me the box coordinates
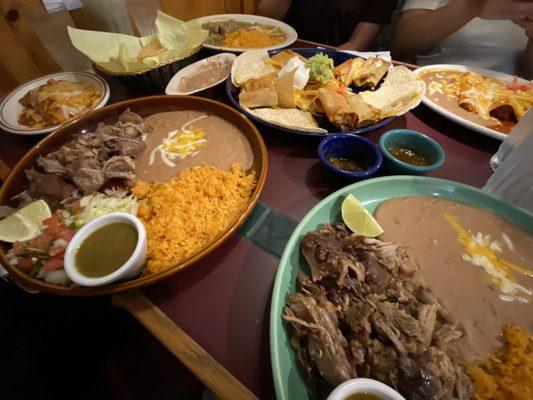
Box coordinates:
[68,10,208,73]
[484,109,533,212]
[341,50,392,61]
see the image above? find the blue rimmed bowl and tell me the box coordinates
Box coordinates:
[379,129,445,175]
[318,134,382,179]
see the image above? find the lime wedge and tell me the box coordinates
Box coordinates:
[0,200,51,243]
[17,200,51,227]
[341,194,384,237]
[0,213,37,243]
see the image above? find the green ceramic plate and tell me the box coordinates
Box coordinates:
[270,175,533,400]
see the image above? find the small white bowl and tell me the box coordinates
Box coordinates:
[327,378,406,400]
[64,213,147,287]
[165,52,236,96]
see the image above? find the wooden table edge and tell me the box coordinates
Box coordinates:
[0,38,420,399]
[113,290,259,400]
[116,39,420,398]
[0,155,257,399]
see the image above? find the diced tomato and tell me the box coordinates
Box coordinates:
[43,254,64,270]
[12,241,26,256]
[17,257,35,270]
[70,201,82,215]
[506,77,533,91]
[29,234,54,252]
[58,227,75,242]
[336,84,347,96]
[43,213,62,237]
[48,246,66,257]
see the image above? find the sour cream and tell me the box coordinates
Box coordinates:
[278,56,310,90]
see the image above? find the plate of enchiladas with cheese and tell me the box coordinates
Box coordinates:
[0,71,110,136]
[415,64,533,140]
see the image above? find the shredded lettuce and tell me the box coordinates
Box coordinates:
[62,194,138,229]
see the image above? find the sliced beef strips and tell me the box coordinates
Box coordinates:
[18,110,151,209]
[284,223,474,400]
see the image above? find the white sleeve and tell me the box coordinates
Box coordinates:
[402,0,441,11]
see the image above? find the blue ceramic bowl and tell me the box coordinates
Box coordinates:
[318,134,382,179]
[225,48,396,137]
[379,129,445,175]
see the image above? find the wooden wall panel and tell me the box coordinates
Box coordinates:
[0,13,41,83]
[160,0,202,20]
[0,59,18,97]
[224,0,241,14]
[206,0,226,16]
[0,0,60,74]
[241,0,256,14]
[0,0,258,95]
[160,0,255,20]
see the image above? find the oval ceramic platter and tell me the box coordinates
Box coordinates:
[226,48,396,137]
[0,95,267,296]
[414,64,530,141]
[0,71,110,136]
[269,175,533,400]
[192,13,297,53]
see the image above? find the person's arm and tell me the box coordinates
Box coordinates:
[338,22,384,51]
[256,0,292,20]
[393,0,533,61]
[514,18,533,79]
[392,0,481,60]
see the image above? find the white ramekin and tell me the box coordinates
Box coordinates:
[64,212,147,287]
[327,378,406,400]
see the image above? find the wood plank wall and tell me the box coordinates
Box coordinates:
[0,0,257,96]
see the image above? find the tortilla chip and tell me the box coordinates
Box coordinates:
[295,89,320,112]
[247,107,327,133]
[136,38,165,61]
[231,49,276,87]
[359,66,426,117]
[242,73,277,92]
[239,87,278,108]
[68,11,207,73]
[268,50,307,69]
[276,68,297,108]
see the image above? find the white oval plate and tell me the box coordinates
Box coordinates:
[165,53,236,96]
[414,64,530,141]
[0,71,110,136]
[192,13,297,53]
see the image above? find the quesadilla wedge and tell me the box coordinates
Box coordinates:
[360,66,425,118]
[231,49,276,87]
[247,107,327,133]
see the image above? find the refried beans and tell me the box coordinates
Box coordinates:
[135,111,253,182]
[375,196,533,363]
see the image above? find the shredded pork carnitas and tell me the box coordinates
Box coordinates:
[284,222,475,400]
[16,110,151,210]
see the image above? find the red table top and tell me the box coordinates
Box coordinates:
[140,106,499,399]
[0,42,501,399]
